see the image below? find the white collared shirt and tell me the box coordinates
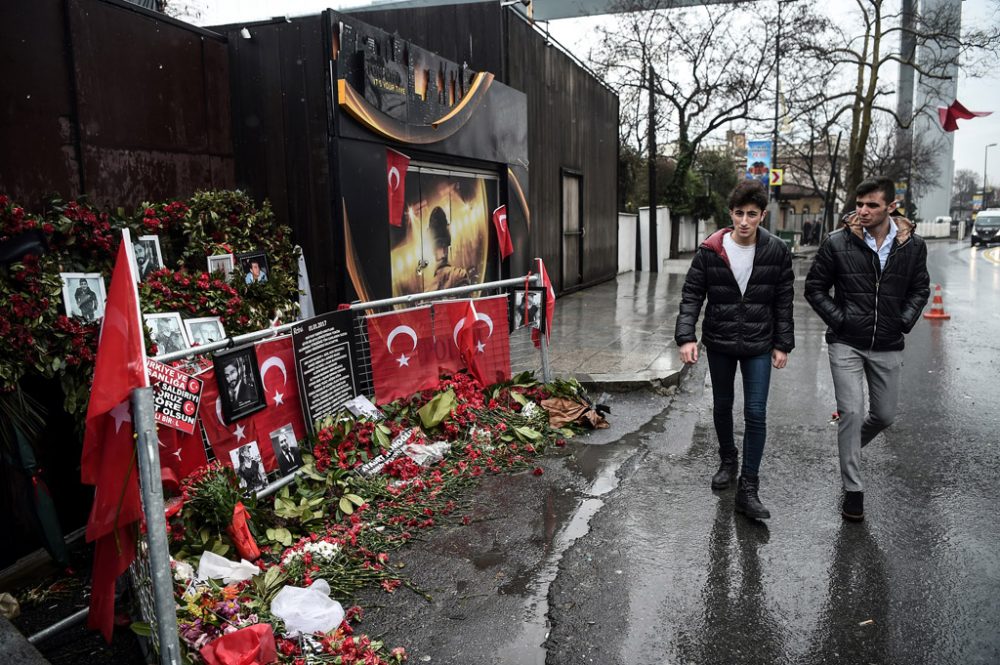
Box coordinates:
[863,219,897,271]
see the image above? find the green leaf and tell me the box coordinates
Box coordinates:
[344,493,365,506]
[339,497,354,515]
[510,391,529,407]
[513,426,542,442]
[373,426,390,450]
[130,621,153,637]
[418,389,457,428]
[199,528,210,544]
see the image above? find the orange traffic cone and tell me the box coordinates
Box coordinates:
[923,284,951,320]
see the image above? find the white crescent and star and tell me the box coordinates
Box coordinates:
[497,213,507,231]
[387,325,418,367]
[388,167,401,191]
[452,311,494,352]
[260,356,288,405]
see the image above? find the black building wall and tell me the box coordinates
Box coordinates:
[351,3,619,294]
[0,0,235,211]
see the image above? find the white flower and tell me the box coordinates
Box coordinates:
[172,559,195,582]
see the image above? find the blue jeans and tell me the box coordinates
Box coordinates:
[706,350,772,477]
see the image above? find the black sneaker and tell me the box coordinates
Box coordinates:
[842,491,864,522]
[711,455,738,490]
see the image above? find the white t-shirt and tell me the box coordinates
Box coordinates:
[722,232,756,295]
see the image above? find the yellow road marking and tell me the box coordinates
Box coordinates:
[983,247,1000,265]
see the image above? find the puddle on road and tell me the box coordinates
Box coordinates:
[495,406,672,664]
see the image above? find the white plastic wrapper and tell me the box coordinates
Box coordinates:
[196,550,260,584]
[270,579,345,636]
[404,440,451,467]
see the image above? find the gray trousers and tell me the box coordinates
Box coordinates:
[828,343,903,492]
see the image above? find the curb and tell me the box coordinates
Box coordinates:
[572,363,690,394]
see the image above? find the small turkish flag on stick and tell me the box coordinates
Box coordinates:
[81,229,149,642]
[938,100,992,132]
[386,148,410,227]
[492,205,514,259]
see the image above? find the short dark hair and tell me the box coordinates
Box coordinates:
[728,180,769,210]
[856,176,896,205]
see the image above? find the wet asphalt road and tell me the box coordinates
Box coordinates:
[546,239,1000,665]
[360,239,999,665]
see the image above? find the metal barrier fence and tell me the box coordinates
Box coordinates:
[31,267,551,663]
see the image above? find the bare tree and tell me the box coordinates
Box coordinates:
[800,0,1000,198]
[588,0,829,256]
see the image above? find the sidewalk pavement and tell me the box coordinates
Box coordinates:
[548,244,819,388]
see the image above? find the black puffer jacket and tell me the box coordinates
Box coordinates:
[804,215,929,351]
[674,227,795,356]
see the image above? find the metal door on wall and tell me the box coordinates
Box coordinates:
[562,171,583,290]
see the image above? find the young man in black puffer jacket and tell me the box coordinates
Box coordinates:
[675,180,795,520]
[805,175,930,523]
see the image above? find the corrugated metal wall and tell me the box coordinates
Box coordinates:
[0,0,234,210]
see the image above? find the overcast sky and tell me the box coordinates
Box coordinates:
[191,0,1000,185]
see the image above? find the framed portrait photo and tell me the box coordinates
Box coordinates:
[229,441,268,493]
[144,312,190,356]
[511,287,544,331]
[214,345,266,424]
[207,253,235,280]
[60,273,107,323]
[133,235,165,282]
[237,250,269,285]
[270,424,302,476]
[184,317,226,346]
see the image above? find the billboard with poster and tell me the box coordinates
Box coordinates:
[746,140,772,190]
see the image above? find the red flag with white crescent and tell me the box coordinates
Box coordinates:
[492,205,513,259]
[531,259,555,348]
[444,296,511,387]
[367,305,438,404]
[247,337,308,465]
[386,149,410,227]
[80,230,148,641]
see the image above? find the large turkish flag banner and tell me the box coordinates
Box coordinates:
[368,305,438,404]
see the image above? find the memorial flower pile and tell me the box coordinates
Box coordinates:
[0,190,300,425]
[163,370,599,663]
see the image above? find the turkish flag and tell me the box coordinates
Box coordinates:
[443,296,511,387]
[431,300,468,377]
[247,337,307,465]
[938,99,992,132]
[80,232,148,642]
[492,205,514,259]
[158,427,209,490]
[531,259,555,348]
[368,305,438,404]
[198,367,259,469]
[386,149,410,227]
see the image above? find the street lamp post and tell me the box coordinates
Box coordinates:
[983,143,997,213]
